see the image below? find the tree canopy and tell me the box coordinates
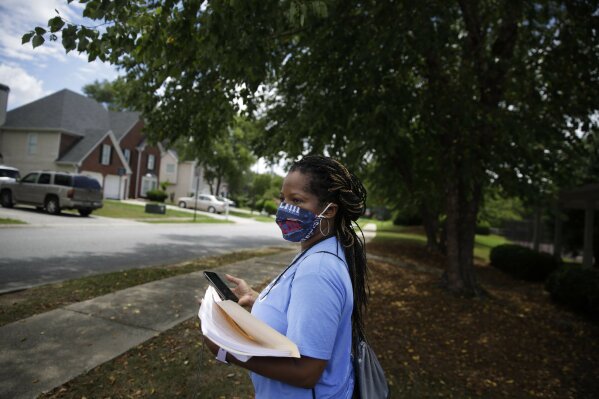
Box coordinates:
[26,0,598,295]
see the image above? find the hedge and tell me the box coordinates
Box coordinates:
[490,244,560,281]
[145,189,168,203]
[545,265,599,321]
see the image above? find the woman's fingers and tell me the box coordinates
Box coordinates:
[225,274,243,285]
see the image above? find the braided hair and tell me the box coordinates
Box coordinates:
[289,155,369,342]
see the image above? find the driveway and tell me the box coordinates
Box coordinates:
[0,205,145,227]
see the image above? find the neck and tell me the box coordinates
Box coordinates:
[301,233,330,251]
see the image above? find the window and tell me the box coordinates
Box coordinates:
[21,173,39,183]
[124,149,131,165]
[54,174,72,187]
[147,154,155,170]
[101,144,112,165]
[38,173,51,184]
[27,133,38,155]
[166,163,175,173]
[74,176,101,190]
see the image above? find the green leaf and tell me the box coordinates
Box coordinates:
[31,35,45,48]
[21,32,34,44]
[49,16,65,33]
[34,26,46,35]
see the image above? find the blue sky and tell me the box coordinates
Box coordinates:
[0,0,120,110]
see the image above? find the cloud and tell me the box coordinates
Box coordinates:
[0,64,48,109]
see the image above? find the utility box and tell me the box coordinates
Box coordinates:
[145,203,166,214]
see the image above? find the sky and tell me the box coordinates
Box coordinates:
[0,0,120,111]
[0,0,286,175]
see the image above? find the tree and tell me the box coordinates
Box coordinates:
[82,78,134,111]
[27,1,598,296]
[173,117,257,197]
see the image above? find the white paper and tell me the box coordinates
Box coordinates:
[198,286,299,360]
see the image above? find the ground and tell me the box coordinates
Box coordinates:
[39,236,599,398]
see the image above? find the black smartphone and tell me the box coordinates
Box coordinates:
[203,271,239,302]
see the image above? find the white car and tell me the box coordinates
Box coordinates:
[177,194,226,213]
[217,196,236,207]
[0,165,20,184]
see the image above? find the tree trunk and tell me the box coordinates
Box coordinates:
[442,177,485,297]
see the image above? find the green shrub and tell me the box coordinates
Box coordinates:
[263,200,278,215]
[490,244,560,281]
[146,189,168,203]
[545,265,599,320]
[476,221,491,235]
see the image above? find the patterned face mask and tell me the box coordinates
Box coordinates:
[275,202,332,242]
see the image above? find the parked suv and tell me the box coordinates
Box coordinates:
[0,171,103,216]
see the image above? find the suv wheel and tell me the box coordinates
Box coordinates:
[79,209,92,217]
[178,201,187,208]
[207,206,216,213]
[0,190,13,208]
[45,196,61,215]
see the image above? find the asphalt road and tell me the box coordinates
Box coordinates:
[0,206,292,293]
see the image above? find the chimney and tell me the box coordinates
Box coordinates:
[0,84,8,126]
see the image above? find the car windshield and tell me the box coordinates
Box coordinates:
[74,176,102,190]
[0,169,19,179]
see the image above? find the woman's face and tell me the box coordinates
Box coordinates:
[279,170,321,215]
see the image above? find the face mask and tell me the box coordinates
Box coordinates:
[275,202,332,242]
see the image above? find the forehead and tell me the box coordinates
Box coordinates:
[281,170,312,195]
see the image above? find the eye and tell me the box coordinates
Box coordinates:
[292,198,302,204]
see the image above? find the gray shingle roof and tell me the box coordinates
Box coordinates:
[109,110,141,140]
[3,89,142,164]
[3,89,110,134]
[57,129,109,164]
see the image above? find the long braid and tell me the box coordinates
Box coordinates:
[289,155,369,342]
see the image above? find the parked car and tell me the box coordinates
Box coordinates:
[0,165,20,183]
[217,196,236,207]
[0,171,103,216]
[177,193,226,213]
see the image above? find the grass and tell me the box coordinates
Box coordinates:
[0,246,290,327]
[359,218,509,263]
[89,200,225,222]
[0,217,26,224]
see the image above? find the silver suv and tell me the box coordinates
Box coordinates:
[0,171,103,216]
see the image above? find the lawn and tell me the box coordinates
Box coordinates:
[38,227,599,399]
[82,200,230,223]
[0,217,26,225]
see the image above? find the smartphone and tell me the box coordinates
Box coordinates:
[203,271,239,302]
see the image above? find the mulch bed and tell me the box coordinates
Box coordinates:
[367,240,599,398]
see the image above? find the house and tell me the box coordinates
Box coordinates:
[0,88,161,199]
[159,149,224,203]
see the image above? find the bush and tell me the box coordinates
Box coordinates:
[393,211,422,226]
[490,244,560,281]
[545,265,599,320]
[145,189,168,203]
[263,200,278,215]
[475,222,491,236]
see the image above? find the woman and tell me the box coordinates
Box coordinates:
[204,155,369,398]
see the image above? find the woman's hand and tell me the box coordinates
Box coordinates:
[225,274,258,308]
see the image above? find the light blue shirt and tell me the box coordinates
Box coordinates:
[250,237,355,398]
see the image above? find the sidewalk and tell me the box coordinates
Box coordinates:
[0,250,297,399]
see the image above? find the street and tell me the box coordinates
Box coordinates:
[0,207,289,293]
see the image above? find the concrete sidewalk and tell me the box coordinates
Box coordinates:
[0,249,297,399]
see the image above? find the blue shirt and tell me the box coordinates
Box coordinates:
[250,237,355,398]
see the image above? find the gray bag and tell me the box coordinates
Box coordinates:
[354,339,390,399]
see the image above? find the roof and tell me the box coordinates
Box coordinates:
[3,89,109,133]
[2,89,142,164]
[109,110,141,140]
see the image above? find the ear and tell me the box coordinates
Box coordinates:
[322,203,338,219]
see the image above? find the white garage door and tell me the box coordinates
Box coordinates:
[104,175,122,199]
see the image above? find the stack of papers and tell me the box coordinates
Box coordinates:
[198,286,300,362]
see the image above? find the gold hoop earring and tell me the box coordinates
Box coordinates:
[319,218,331,236]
